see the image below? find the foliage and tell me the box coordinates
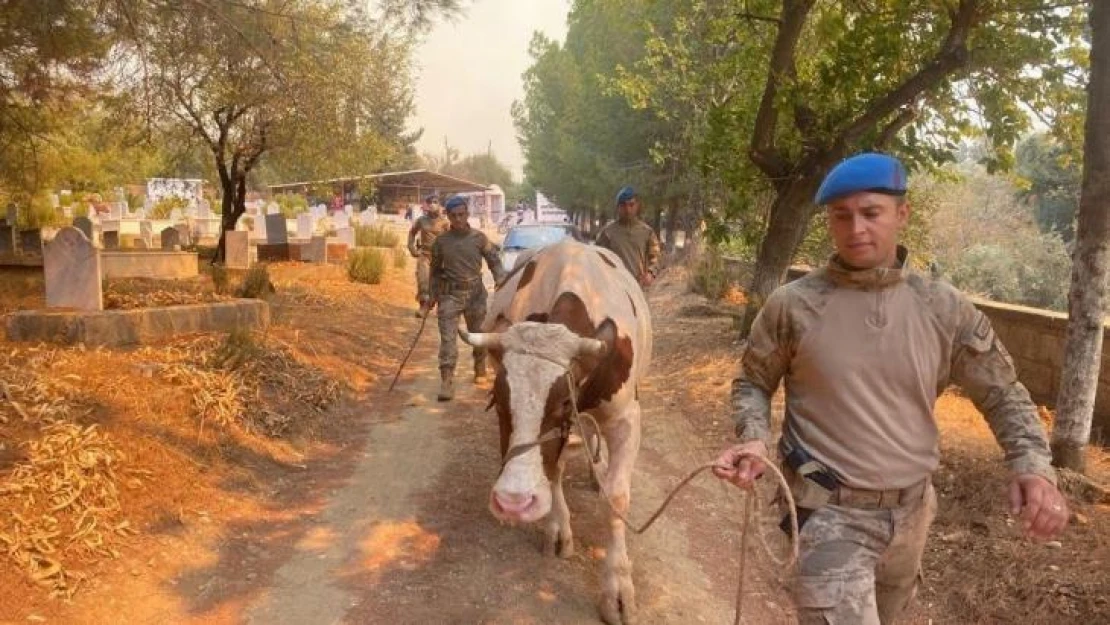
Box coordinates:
[17,193,62,229]
[347,248,387,284]
[392,245,407,269]
[688,247,730,301]
[237,263,274,300]
[274,194,308,219]
[150,196,188,220]
[210,264,230,295]
[1015,133,1082,242]
[355,224,400,247]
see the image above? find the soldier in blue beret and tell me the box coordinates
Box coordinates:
[595,185,661,288]
[427,195,506,400]
[713,152,1068,623]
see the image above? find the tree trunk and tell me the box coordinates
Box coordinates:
[213,172,248,264]
[664,198,680,253]
[1052,1,1110,473]
[739,177,822,337]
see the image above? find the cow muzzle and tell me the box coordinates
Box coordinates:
[490,479,551,523]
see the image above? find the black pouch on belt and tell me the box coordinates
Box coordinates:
[777,435,840,538]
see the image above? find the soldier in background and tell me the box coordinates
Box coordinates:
[428,195,506,401]
[595,186,661,288]
[713,153,1068,624]
[407,194,450,317]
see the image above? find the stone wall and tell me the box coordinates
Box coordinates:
[974,298,1109,438]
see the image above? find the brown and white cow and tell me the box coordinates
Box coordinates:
[459,238,651,624]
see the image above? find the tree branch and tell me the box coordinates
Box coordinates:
[832,0,979,152]
[749,0,817,183]
[874,106,918,149]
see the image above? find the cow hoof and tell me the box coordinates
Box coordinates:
[543,531,574,558]
[598,594,637,625]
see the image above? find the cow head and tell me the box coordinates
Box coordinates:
[461,321,610,523]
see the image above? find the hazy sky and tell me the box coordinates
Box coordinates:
[411,0,572,181]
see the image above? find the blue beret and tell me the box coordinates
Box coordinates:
[615,186,636,205]
[814,153,907,205]
[443,195,468,211]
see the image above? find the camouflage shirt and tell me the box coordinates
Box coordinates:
[733,246,1056,489]
[429,228,506,297]
[595,218,661,281]
[408,213,450,257]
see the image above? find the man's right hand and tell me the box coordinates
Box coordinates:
[712,440,769,489]
[420,299,437,317]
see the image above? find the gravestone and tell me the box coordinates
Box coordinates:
[297,214,313,239]
[161,227,180,251]
[5,204,17,226]
[256,243,290,262]
[139,220,153,248]
[0,224,13,255]
[225,231,249,269]
[337,227,355,249]
[174,223,191,247]
[44,227,102,311]
[102,231,119,249]
[198,199,211,219]
[73,216,93,240]
[265,213,288,244]
[19,229,42,255]
[251,215,267,240]
[333,212,350,229]
[304,236,326,264]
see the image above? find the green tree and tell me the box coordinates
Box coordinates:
[1015,133,1082,242]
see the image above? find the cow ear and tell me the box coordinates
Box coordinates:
[592,318,618,359]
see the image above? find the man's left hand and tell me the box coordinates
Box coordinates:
[1009,474,1069,540]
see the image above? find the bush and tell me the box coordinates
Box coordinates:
[689,247,730,300]
[347,248,386,284]
[150,196,188,219]
[237,263,275,299]
[355,224,400,247]
[392,246,407,269]
[275,194,308,218]
[210,263,229,294]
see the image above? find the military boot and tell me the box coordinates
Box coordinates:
[437,370,455,402]
[473,354,488,384]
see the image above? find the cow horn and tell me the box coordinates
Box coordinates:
[577,337,607,357]
[459,329,502,349]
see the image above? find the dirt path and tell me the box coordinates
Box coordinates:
[239,271,794,624]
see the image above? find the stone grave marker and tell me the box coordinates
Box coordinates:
[44,227,102,311]
[0,224,14,255]
[337,227,355,248]
[225,231,249,269]
[102,231,119,249]
[265,213,288,244]
[174,223,192,247]
[160,226,180,250]
[19,229,42,255]
[5,204,17,226]
[139,220,153,248]
[297,214,313,239]
[73,216,93,240]
[304,236,326,263]
[333,212,350,229]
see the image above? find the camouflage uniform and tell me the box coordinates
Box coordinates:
[733,246,1055,623]
[408,212,450,305]
[595,217,661,284]
[429,228,505,394]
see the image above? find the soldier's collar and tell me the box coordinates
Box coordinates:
[825,245,909,289]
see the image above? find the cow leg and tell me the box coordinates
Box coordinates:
[598,405,641,625]
[543,448,574,558]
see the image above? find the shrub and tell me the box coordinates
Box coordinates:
[275,194,308,218]
[237,263,275,299]
[355,224,400,247]
[688,247,730,301]
[150,196,188,219]
[347,248,386,284]
[392,246,407,269]
[210,263,229,294]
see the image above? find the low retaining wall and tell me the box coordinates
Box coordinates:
[974,299,1109,437]
[101,250,198,279]
[6,299,268,347]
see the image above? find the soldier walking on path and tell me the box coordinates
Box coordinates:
[407,194,450,317]
[595,185,661,288]
[713,153,1069,624]
[428,195,506,401]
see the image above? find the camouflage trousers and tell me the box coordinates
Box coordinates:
[436,283,487,374]
[792,481,937,624]
[415,255,432,304]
